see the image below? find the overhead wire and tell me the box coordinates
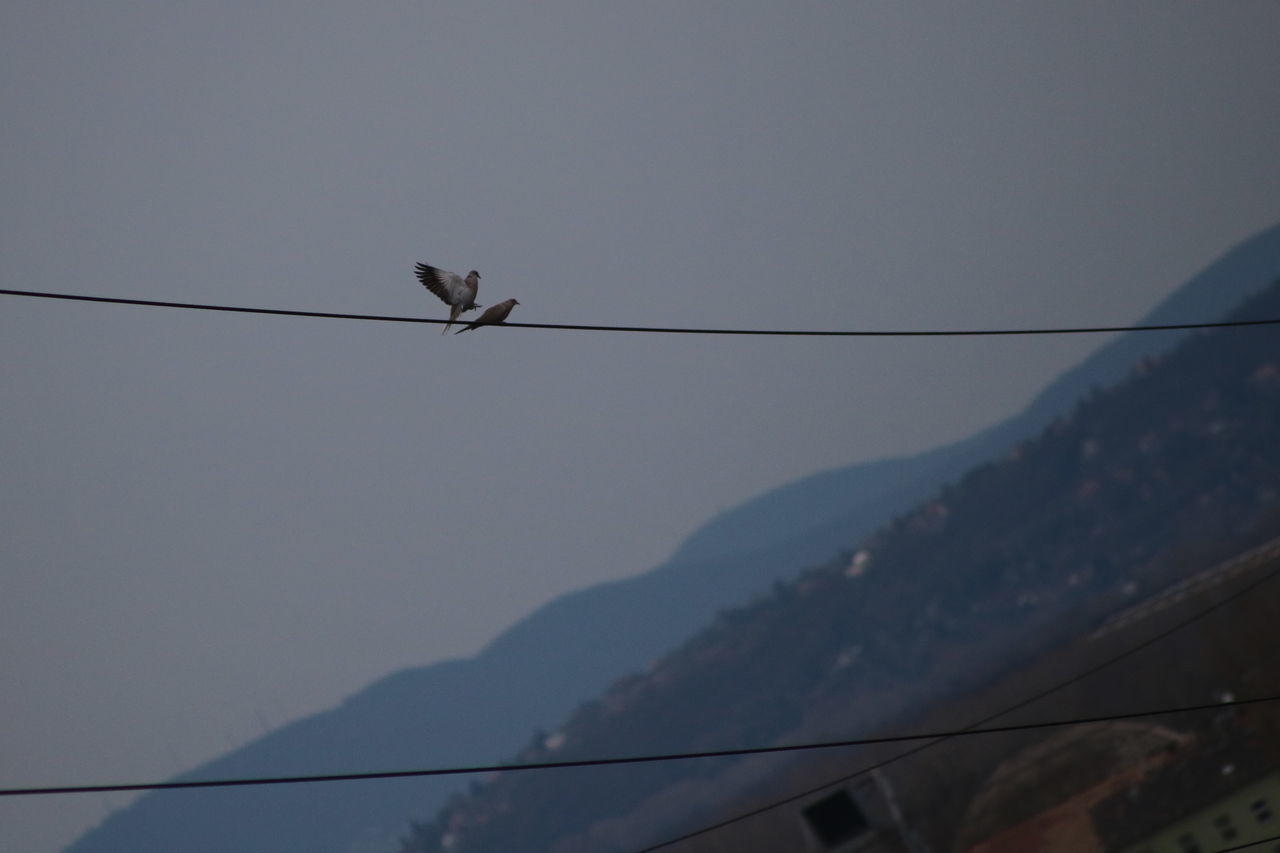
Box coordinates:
[6,285,1280,841]
[5,539,1280,802]
[0,693,1276,799]
[632,540,1280,852]
[4,287,1280,336]
[1218,835,1280,853]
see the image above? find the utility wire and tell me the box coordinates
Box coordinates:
[9,534,1280,801]
[633,538,1280,852]
[7,286,1280,829]
[5,287,1280,337]
[1218,835,1280,853]
[1,694,1276,799]
[2,542,1276,809]
[6,531,1280,801]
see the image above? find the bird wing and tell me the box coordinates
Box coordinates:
[414,263,473,307]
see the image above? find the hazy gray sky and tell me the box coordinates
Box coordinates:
[3,3,1280,851]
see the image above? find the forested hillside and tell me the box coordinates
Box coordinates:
[403,281,1280,853]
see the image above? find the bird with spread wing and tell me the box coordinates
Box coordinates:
[414,262,481,334]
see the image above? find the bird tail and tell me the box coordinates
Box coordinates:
[442,305,463,334]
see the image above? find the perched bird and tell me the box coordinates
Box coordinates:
[414,262,481,334]
[455,298,520,334]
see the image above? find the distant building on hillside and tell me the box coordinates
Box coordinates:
[1102,760,1280,853]
[954,722,1190,852]
[951,538,1280,853]
[689,536,1280,853]
[954,719,1280,853]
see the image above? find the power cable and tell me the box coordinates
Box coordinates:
[633,538,1280,852]
[7,533,1280,801]
[0,694,1276,799]
[4,288,1280,336]
[7,285,1280,837]
[1219,835,1280,853]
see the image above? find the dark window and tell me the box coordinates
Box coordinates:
[1213,814,1239,841]
[1176,833,1202,853]
[802,790,869,849]
[1253,797,1274,822]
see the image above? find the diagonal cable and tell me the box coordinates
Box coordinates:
[633,540,1280,852]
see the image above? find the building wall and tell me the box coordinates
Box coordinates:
[1117,772,1280,853]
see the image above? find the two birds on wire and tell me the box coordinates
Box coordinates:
[414,262,519,334]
